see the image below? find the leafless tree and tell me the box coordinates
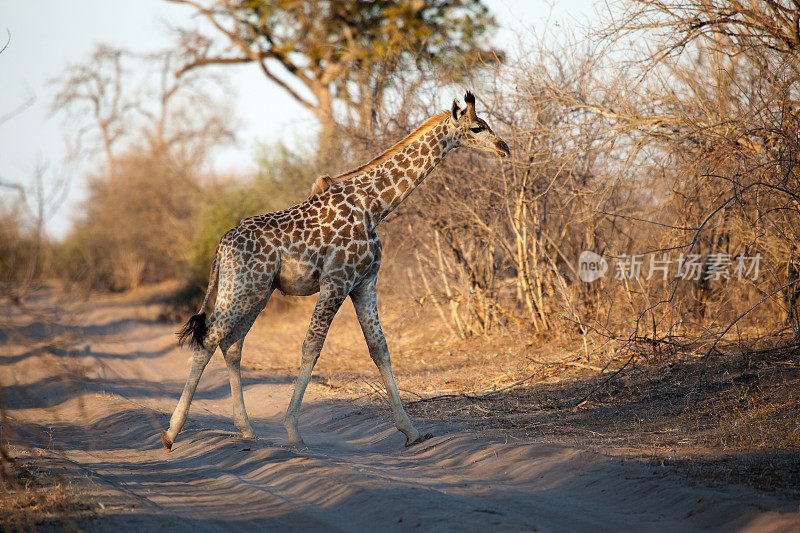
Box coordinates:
[53,45,234,291]
[51,45,136,177]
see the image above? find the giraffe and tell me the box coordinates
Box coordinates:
[161,91,510,451]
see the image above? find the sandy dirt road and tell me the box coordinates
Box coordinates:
[3,291,799,532]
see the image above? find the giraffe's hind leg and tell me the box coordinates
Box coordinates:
[162,297,247,451]
[162,339,216,451]
[219,293,271,439]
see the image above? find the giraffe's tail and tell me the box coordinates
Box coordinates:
[177,255,219,348]
[177,312,208,348]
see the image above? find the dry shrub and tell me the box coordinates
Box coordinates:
[50,45,233,293]
[0,207,40,288]
[0,460,95,531]
[384,3,800,361]
[60,149,201,291]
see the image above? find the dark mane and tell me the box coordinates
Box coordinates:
[333,111,450,181]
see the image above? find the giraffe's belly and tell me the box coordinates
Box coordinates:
[276,256,321,296]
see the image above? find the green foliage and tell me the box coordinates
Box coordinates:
[175,0,503,132]
[49,227,97,287]
[252,141,320,208]
[240,0,502,77]
[188,182,262,285]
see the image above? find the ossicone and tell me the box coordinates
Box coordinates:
[452,91,477,121]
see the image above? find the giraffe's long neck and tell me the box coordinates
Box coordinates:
[356,116,454,227]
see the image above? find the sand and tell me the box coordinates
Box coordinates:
[2,289,799,532]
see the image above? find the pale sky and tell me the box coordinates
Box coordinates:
[0,1,597,238]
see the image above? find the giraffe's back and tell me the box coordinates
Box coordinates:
[215,191,380,298]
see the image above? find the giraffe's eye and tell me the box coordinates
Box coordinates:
[470,126,483,133]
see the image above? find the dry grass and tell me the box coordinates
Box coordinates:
[402,349,800,492]
[0,458,95,532]
[242,282,574,393]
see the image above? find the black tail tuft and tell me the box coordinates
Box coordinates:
[177,312,208,347]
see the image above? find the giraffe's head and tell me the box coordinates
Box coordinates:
[450,91,510,157]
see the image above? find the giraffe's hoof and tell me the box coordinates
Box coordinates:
[160,430,174,452]
[284,438,306,447]
[239,429,257,439]
[405,432,433,447]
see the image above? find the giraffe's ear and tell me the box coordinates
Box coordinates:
[451,98,462,122]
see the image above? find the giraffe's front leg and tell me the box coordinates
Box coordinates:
[351,279,430,446]
[283,283,347,446]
